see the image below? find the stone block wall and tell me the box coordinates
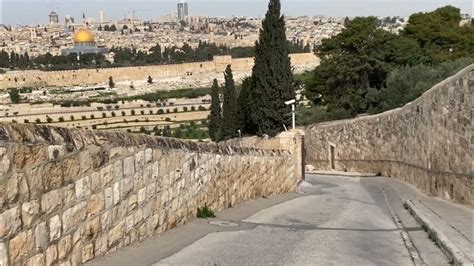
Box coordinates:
[0,53,319,89]
[305,65,473,206]
[0,123,299,265]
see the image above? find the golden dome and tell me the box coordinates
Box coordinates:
[74,29,95,43]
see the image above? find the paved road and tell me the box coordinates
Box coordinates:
[89,175,448,266]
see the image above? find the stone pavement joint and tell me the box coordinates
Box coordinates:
[405,199,474,265]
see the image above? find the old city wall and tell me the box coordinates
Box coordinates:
[0,53,319,88]
[305,65,473,206]
[0,123,302,265]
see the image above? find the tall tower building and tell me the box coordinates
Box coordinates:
[177,1,189,21]
[98,11,107,23]
[49,11,59,25]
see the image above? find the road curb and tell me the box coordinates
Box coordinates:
[306,170,378,177]
[404,199,473,266]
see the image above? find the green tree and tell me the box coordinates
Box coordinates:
[221,65,239,140]
[108,76,115,88]
[248,0,295,137]
[8,88,20,104]
[237,77,252,134]
[208,79,222,141]
[147,75,153,84]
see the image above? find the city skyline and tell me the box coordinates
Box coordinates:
[1,0,472,25]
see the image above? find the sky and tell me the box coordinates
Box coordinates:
[0,0,472,26]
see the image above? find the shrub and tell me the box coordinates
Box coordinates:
[131,110,136,116]
[35,118,41,123]
[183,106,188,112]
[198,105,207,111]
[191,106,196,111]
[90,115,95,119]
[82,116,87,120]
[111,112,116,117]
[102,113,107,118]
[157,109,164,114]
[165,117,171,122]
[46,117,53,123]
[197,205,216,218]
[58,117,65,122]
[122,111,126,116]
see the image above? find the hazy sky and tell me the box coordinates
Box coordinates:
[1,0,472,25]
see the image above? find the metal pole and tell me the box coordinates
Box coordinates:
[292,104,296,130]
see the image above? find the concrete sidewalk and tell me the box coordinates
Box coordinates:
[405,198,473,265]
[362,176,472,265]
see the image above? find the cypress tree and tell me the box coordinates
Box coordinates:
[237,77,253,134]
[248,0,295,137]
[208,79,222,141]
[221,65,239,140]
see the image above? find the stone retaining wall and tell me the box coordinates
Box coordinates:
[305,65,473,206]
[0,123,300,265]
[0,53,319,89]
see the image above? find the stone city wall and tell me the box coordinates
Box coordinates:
[0,123,301,265]
[0,53,319,89]
[305,64,473,206]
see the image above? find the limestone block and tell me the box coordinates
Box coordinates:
[75,176,91,201]
[0,207,21,238]
[0,147,10,177]
[104,187,113,209]
[94,234,108,257]
[109,147,127,160]
[100,164,113,188]
[12,145,47,170]
[125,215,134,233]
[40,162,64,192]
[120,178,133,198]
[87,193,105,218]
[146,182,156,200]
[145,148,153,164]
[49,215,62,242]
[108,222,124,247]
[123,157,134,178]
[135,151,145,170]
[45,244,57,266]
[100,211,112,232]
[137,188,146,206]
[127,194,138,211]
[35,222,48,251]
[9,230,34,264]
[47,145,66,161]
[20,200,39,229]
[6,172,29,204]
[0,242,8,266]
[41,189,61,215]
[113,182,120,205]
[62,202,87,234]
[90,172,101,194]
[84,217,101,240]
[62,184,76,208]
[114,160,123,180]
[26,254,44,266]
[151,161,159,180]
[57,235,72,260]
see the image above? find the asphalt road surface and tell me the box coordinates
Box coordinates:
[89,174,448,266]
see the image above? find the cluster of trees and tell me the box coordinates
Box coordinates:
[0,50,109,71]
[209,0,296,140]
[304,6,473,121]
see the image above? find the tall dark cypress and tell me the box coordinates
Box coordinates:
[208,79,222,141]
[237,77,253,134]
[249,0,295,137]
[221,65,239,140]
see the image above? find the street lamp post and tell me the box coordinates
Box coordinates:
[285,99,296,130]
